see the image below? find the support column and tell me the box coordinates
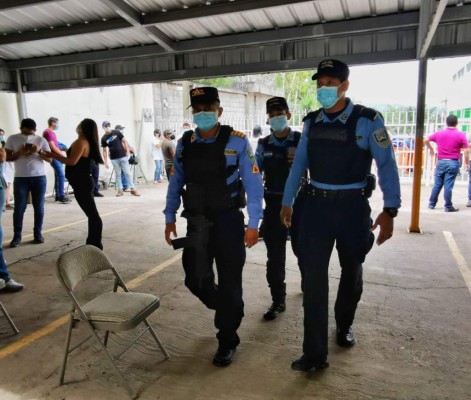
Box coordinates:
[409,58,427,234]
[15,70,27,121]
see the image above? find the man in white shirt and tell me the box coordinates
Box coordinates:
[5,118,52,247]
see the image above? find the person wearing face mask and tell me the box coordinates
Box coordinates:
[161,129,176,182]
[43,117,71,204]
[280,59,401,373]
[5,118,52,247]
[44,119,104,249]
[163,86,263,367]
[255,97,304,321]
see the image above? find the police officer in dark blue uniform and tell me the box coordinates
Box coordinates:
[255,97,303,321]
[281,59,401,372]
[164,87,264,367]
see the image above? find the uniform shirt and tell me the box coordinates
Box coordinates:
[255,128,296,174]
[5,133,51,177]
[282,100,401,209]
[101,130,126,160]
[428,127,468,160]
[164,126,264,229]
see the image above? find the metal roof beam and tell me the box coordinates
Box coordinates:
[417,0,449,58]
[98,0,175,51]
[141,0,314,24]
[6,11,420,70]
[0,19,130,45]
[0,0,59,11]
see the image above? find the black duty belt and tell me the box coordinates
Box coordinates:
[308,187,366,198]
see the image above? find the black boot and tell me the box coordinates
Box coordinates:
[336,326,356,347]
[263,302,286,320]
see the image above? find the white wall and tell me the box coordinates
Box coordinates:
[22,84,155,192]
[0,92,20,136]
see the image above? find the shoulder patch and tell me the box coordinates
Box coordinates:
[231,130,246,139]
[372,128,390,148]
[252,164,260,174]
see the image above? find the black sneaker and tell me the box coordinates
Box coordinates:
[58,197,72,204]
[291,355,329,372]
[33,234,45,244]
[263,302,286,321]
[93,192,104,197]
[9,237,21,248]
[336,326,356,347]
[445,206,459,212]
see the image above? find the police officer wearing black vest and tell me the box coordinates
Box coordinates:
[281,59,401,372]
[164,87,264,367]
[255,97,304,321]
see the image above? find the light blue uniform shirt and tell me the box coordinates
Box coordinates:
[282,100,401,208]
[164,127,264,229]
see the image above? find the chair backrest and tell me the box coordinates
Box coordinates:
[56,245,114,291]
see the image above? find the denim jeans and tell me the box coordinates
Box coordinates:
[51,158,65,200]
[429,159,460,209]
[13,176,47,239]
[0,187,11,282]
[111,157,134,191]
[154,160,163,181]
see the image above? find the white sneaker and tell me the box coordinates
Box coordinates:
[116,191,124,197]
[4,279,24,292]
[0,278,5,290]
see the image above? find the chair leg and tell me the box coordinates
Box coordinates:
[59,312,74,385]
[0,301,19,334]
[84,323,135,398]
[144,320,170,359]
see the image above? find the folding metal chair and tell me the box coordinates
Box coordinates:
[56,245,170,398]
[0,300,20,334]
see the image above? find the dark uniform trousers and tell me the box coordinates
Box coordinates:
[263,192,304,302]
[299,191,372,362]
[182,207,245,350]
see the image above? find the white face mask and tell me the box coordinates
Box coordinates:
[104,127,112,133]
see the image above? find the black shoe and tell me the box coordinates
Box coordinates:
[33,234,45,244]
[291,355,329,372]
[9,237,21,248]
[58,197,72,204]
[263,302,286,321]
[93,192,104,197]
[213,347,235,367]
[445,206,459,212]
[336,326,356,347]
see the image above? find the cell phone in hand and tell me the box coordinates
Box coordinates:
[24,143,34,149]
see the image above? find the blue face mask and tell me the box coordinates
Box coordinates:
[269,115,288,132]
[193,111,218,131]
[54,124,59,130]
[317,84,343,109]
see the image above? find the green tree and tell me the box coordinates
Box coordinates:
[275,71,319,113]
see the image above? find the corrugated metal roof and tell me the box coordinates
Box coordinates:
[0,0,470,91]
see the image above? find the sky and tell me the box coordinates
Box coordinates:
[347,55,471,108]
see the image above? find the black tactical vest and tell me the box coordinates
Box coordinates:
[181,125,240,214]
[305,105,375,185]
[259,131,301,193]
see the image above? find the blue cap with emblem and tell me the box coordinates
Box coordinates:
[312,59,350,82]
[190,87,220,106]
[266,97,289,113]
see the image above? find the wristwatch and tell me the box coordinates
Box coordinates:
[383,207,398,218]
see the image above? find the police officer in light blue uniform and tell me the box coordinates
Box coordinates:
[164,87,263,367]
[280,59,401,373]
[256,97,304,321]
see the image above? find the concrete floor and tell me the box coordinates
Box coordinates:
[0,180,470,400]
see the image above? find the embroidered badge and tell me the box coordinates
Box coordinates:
[372,128,390,148]
[225,149,237,156]
[190,133,196,143]
[340,113,348,121]
[252,164,260,174]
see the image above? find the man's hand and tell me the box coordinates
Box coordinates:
[280,206,293,228]
[429,149,434,157]
[165,223,177,246]
[244,227,259,248]
[371,211,394,245]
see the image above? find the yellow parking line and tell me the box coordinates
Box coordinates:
[443,231,471,295]
[3,209,127,245]
[0,252,182,360]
